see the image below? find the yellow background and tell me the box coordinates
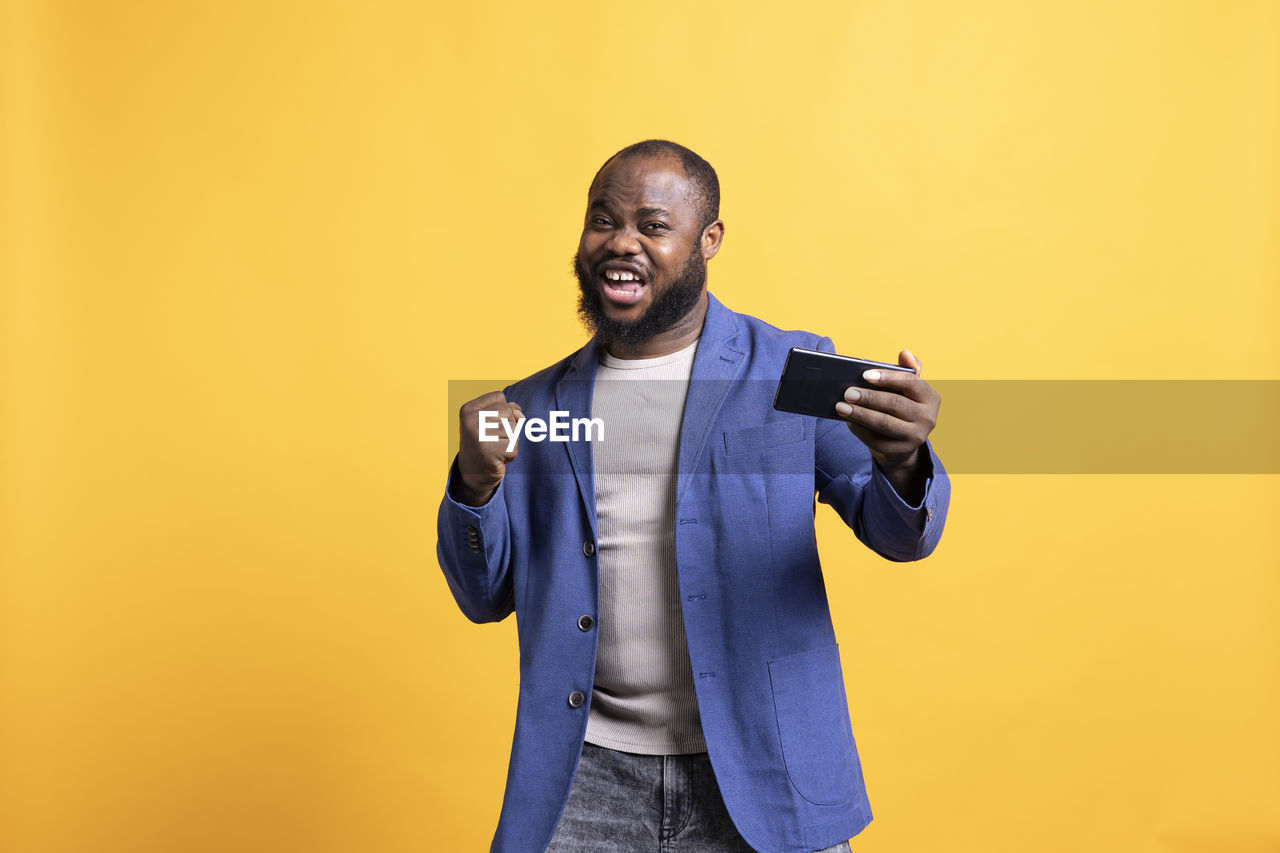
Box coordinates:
[3,1,1277,851]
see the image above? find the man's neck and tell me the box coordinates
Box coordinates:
[602,292,708,360]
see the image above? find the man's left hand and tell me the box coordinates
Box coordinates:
[834,349,940,504]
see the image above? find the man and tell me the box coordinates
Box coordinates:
[438,140,949,853]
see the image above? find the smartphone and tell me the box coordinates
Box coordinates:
[772,347,915,420]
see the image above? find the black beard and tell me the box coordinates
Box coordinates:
[574,250,707,349]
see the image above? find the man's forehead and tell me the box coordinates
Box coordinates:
[588,154,693,209]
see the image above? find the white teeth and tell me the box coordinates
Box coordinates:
[606,270,639,282]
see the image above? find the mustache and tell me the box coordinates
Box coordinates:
[572,253,650,280]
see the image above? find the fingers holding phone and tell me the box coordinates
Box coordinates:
[773,346,940,499]
[836,351,938,460]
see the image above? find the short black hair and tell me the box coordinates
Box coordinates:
[591,139,721,230]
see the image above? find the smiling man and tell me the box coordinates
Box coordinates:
[438,140,950,853]
[573,143,721,359]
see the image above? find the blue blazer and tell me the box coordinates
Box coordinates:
[437,293,950,853]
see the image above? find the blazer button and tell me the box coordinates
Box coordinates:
[567,690,586,709]
[577,614,594,632]
[582,541,596,557]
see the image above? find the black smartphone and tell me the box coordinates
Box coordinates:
[772,347,915,420]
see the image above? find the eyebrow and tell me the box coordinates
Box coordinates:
[587,199,672,218]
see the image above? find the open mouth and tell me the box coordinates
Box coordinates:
[599,268,647,306]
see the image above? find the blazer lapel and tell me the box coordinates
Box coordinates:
[556,339,600,537]
[555,292,745,524]
[677,292,745,505]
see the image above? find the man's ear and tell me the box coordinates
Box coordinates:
[701,220,725,260]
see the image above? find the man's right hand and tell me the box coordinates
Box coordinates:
[452,391,523,507]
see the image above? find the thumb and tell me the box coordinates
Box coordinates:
[899,349,923,376]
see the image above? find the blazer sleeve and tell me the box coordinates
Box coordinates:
[436,456,515,623]
[811,336,951,562]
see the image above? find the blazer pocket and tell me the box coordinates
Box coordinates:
[723,418,807,456]
[768,643,860,805]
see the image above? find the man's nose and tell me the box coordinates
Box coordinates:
[606,225,642,256]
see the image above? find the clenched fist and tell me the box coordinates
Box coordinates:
[452,391,523,506]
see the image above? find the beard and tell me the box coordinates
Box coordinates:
[574,249,707,349]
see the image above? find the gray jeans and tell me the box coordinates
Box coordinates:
[545,742,853,853]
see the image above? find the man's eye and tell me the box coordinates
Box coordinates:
[643,222,668,231]
[592,217,611,226]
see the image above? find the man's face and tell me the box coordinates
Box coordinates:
[574,154,719,348]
